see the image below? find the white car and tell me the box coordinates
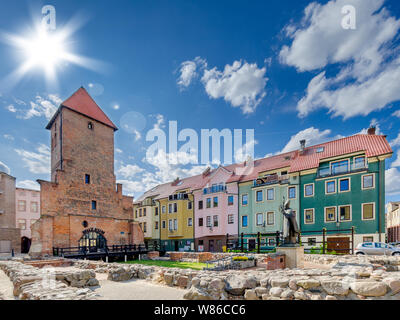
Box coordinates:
[355,242,400,256]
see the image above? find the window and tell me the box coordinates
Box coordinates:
[304,184,314,197]
[325,207,336,223]
[288,186,296,199]
[242,194,248,206]
[155,221,159,230]
[143,208,146,216]
[316,147,324,153]
[362,174,374,189]
[188,218,193,227]
[354,156,366,169]
[174,203,177,212]
[198,240,204,246]
[339,178,350,192]
[135,210,138,218]
[213,197,218,208]
[162,221,166,229]
[242,215,248,228]
[339,205,351,221]
[267,212,275,226]
[143,222,147,233]
[188,201,192,210]
[174,219,178,230]
[139,208,142,217]
[18,200,26,212]
[168,219,173,230]
[198,218,203,227]
[308,238,317,246]
[363,236,374,243]
[213,215,218,227]
[256,213,263,226]
[228,196,234,206]
[155,207,159,216]
[198,201,203,210]
[228,214,234,224]
[30,202,38,213]
[88,122,93,130]
[267,188,274,201]
[362,203,375,220]
[325,180,336,194]
[18,219,26,230]
[85,174,90,184]
[162,206,166,214]
[206,216,212,227]
[91,200,97,210]
[206,198,211,208]
[331,159,349,175]
[256,190,263,202]
[304,209,314,224]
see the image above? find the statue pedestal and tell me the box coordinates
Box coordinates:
[276,246,304,269]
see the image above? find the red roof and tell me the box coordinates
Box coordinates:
[47,87,118,131]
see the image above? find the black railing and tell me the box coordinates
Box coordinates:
[301,227,355,254]
[226,232,282,254]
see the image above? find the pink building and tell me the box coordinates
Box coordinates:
[193,166,239,252]
[15,188,40,253]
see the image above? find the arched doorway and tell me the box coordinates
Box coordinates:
[21,237,31,253]
[79,228,107,252]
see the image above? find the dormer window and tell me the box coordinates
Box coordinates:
[88,122,93,130]
[316,147,324,153]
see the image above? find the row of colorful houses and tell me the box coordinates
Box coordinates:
[133,129,392,252]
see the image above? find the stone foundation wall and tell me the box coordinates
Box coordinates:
[0,260,100,300]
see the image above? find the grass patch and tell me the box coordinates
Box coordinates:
[122,259,213,270]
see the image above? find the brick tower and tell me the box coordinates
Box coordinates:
[30,87,143,257]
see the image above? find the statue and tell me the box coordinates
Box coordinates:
[279,199,300,246]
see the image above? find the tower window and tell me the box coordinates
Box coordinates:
[91,201,97,210]
[85,174,90,184]
[88,122,93,130]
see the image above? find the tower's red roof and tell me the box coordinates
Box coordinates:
[46,87,118,131]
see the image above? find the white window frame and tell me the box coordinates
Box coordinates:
[339,177,351,193]
[287,186,297,200]
[162,206,166,214]
[362,173,375,190]
[324,206,337,223]
[255,190,264,203]
[354,156,366,169]
[256,213,264,226]
[330,158,350,175]
[188,217,192,227]
[362,202,375,221]
[325,179,336,195]
[266,188,275,201]
[304,183,314,197]
[304,208,315,225]
[241,194,248,206]
[267,211,275,226]
[339,204,352,222]
[228,214,234,224]
[173,219,178,230]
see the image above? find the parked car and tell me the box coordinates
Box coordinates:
[355,242,400,256]
[389,242,400,248]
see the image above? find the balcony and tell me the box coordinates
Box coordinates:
[203,184,227,195]
[317,162,368,178]
[253,174,289,187]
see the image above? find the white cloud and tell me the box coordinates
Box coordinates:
[15,144,50,174]
[3,134,14,141]
[117,164,145,179]
[280,127,342,153]
[7,104,16,113]
[153,114,165,130]
[177,57,207,89]
[115,148,123,154]
[116,179,147,195]
[280,0,400,119]
[201,60,268,114]
[391,133,400,148]
[24,95,59,120]
[234,139,258,163]
[112,104,120,110]
[392,150,400,168]
[386,168,400,196]
[16,180,40,191]
[393,110,400,118]
[0,160,11,175]
[358,119,383,135]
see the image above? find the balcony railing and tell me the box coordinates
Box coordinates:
[253,174,289,187]
[203,184,227,195]
[317,162,368,178]
[168,193,189,201]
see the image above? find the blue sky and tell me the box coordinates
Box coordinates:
[1,0,400,202]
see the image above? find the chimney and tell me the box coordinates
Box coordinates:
[367,126,376,135]
[300,140,306,152]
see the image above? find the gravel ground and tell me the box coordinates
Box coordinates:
[0,270,15,300]
[93,273,187,300]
